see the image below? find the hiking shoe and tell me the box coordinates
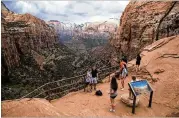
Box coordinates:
[113,109,115,112]
[109,109,113,112]
[121,88,124,91]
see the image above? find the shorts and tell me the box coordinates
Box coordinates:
[122,69,127,78]
[91,77,97,84]
[110,95,117,99]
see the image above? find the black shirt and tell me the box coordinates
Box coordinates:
[91,69,98,78]
[136,55,141,63]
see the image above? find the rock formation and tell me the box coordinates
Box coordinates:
[1,2,118,100]
[111,1,179,60]
[47,20,119,68]
[1,2,80,100]
[2,35,179,117]
[47,20,117,51]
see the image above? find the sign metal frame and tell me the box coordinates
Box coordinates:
[128,80,153,114]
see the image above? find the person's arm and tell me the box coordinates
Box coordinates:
[109,88,113,94]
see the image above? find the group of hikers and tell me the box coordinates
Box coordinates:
[84,53,142,112]
[84,66,99,92]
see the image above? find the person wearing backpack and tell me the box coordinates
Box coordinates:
[109,76,118,112]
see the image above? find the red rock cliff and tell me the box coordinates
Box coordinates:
[1,2,79,100]
[111,1,179,59]
[1,3,59,70]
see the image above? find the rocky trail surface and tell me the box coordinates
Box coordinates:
[2,35,179,117]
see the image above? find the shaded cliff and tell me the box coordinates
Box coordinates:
[111,1,179,60]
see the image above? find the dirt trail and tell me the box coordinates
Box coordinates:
[2,35,179,117]
[51,77,153,116]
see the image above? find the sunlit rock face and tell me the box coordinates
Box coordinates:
[111,1,179,60]
[47,20,118,57]
[1,5,59,70]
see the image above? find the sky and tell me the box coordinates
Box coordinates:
[3,1,129,24]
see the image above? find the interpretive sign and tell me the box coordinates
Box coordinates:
[128,80,153,114]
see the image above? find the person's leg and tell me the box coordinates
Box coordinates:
[94,77,97,90]
[90,83,93,91]
[110,98,113,111]
[94,84,96,90]
[111,99,114,110]
[123,76,127,88]
[89,84,92,92]
[122,79,124,88]
[110,98,113,106]
[91,78,94,91]
[138,64,140,71]
[87,84,89,92]
[121,76,124,89]
[84,83,87,92]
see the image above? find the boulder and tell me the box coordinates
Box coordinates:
[120,93,140,107]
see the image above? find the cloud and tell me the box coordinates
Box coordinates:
[3,1,129,24]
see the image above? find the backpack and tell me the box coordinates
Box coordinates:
[95,90,103,96]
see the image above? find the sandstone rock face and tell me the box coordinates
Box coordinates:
[111,1,179,60]
[1,3,78,100]
[2,11,59,69]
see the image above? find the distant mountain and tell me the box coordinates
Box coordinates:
[47,20,118,55]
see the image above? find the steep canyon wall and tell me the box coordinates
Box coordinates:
[111,1,179,59]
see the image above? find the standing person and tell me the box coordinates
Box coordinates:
[128,76,139,99]
[91,66,98,90]
[119,59,127,78]
[85,68,92,92]
[136,53,141,72]
[109,76,118,112]
[122,57,128,77]
[121,63,127,90]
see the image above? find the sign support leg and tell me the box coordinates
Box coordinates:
[132,96,136,114]
[148,91,153,107]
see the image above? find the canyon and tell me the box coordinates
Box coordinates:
[1,1,179,117]
[2,35,179,117]
[1,2,118,100]
[47,20,118,58]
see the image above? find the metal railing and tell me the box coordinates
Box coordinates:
[21,66,119,100]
